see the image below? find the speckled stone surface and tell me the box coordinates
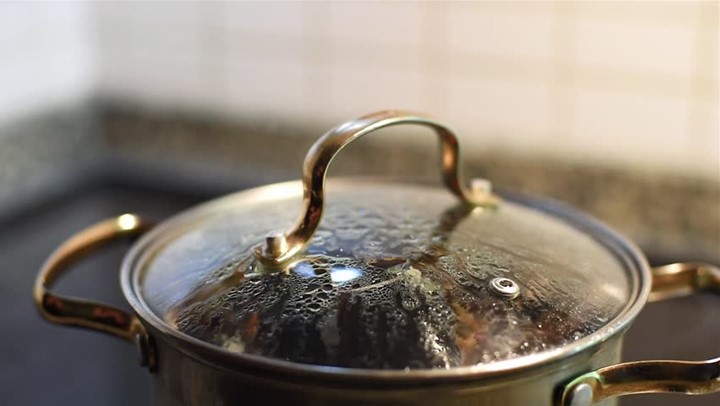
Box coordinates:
[1,103,717,262]
[0,105,106,220]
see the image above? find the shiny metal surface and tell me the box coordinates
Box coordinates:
[559,263,720,405]
[648,262,720,302]
[145,323,623,406]
[33,214,156,370]
[122,180,647,377]
[253,110,499,266]
[34,214,150,341]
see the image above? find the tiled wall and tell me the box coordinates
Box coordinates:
[92,1,719,180]
[3,2,717,180]
[0,2,94,127]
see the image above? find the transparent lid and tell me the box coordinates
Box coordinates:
[132,111,636,371]
[136,181,633,370]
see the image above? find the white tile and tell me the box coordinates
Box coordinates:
[1,2,90,55]
[573,88,690,160]
[0,2,94,126]
[223,58,308,119]
[222,1,306,37]
[224,31,304,65]
[93,1,201,26]
[328,2,424,48]
[446,3,554,62]
[696,99,719,148]
[328,66,425,123]
[95,17,200,59]
[699,23,718,84]
[331,41,423,72]
[575,18,697,78]
[574,1,702,26]
[97,48,209,111]
[693,101,719,178]
[445,77,552,148]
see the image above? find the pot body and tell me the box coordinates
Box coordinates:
[145,320,623,406]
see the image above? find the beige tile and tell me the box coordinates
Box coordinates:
[328,2,424,48]
[573,88,690,160]
[574,1,703,27]
[224,31,305,65]
[328,66,425,123]
[95,17,200,60]
[98,52,206,109]
[221,2,306,37]
[223,58,307,120]
[93,1,201,26]
[694,99,720,151]
[446,2,554,62]
[445,77,552,149]
[697,19,719,84]
[575,18,697,78]
[446,53,552,84]
[331,40,423,72]
[694,100,720,177]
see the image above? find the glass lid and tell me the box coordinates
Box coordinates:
[130,111,638,371]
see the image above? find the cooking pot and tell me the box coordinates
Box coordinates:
[35,111,719,406]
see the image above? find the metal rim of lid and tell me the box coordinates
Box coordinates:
[120,179,651,383]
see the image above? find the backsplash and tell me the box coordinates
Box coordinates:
[0,2,716,261]
[92,1,718,179]
[0,2,94,127]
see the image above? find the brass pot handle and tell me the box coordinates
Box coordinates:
[34,214,156,369]
[559,262,720,406]
[253,110,498,265]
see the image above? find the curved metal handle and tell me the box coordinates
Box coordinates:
[560,262,720,406]
[253,110,498,265]
[34,214,155,368]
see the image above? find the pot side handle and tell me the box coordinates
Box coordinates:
[559,262,720,406]
[33,214,155,369]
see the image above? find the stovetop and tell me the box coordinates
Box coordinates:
[1,183,717,406]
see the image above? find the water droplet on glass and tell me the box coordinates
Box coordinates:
[400,294,420,311]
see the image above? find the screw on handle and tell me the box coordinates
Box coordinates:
[252,110,499,266]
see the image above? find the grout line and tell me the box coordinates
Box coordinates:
[199,1,228,114]
[551,1,576,140]
[421,1,448,117]
[303,2,332,121]
[562,1,714,29]
[687,2,719,152]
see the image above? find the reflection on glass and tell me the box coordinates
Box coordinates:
[330,265,362,284]
[293,261,316,279]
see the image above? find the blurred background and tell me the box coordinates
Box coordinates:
[0,1,717,406]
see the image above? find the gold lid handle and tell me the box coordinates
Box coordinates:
[253,110,498,265]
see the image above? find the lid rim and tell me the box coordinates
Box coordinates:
[120,180,651,380]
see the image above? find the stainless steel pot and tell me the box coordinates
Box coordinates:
[35,111,719,406]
